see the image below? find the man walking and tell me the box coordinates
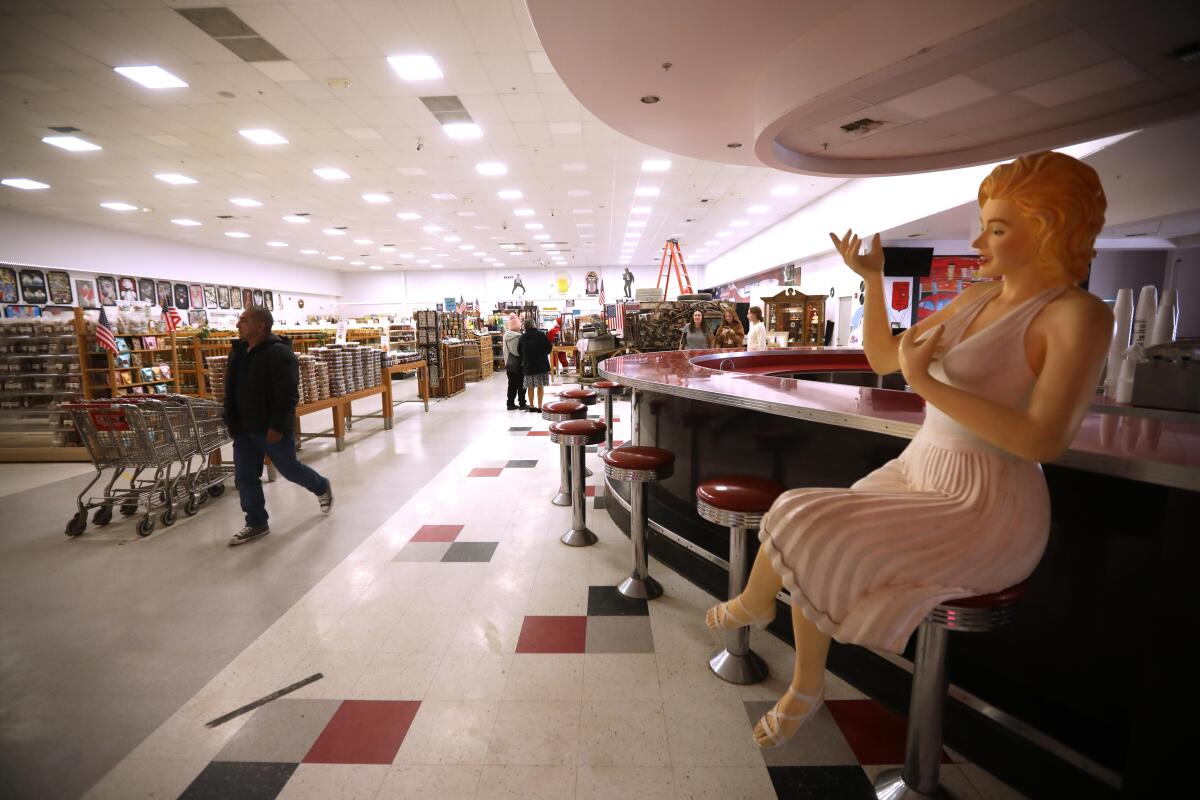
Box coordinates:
[225,307,332,546]
[503,313,526,410]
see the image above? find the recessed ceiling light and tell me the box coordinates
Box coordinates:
[442,122,483,140]
[155,172,196,185]
[239,128,288,145]
[362,193,391,204]
[313,167,349,181]
[641,159,671,172]
[443,236,461,243]
[475,161,507,176]
[525,223,543,230]
[747,205,770,214]
[268,241,288,247]
[398,252,414,258]
[42,135,101,152]
[770,184,799,197]
[225,231,250,238]
[500,244,516,249]
[171,218,201,226]
[100,201,137,211]
[627,220,647,228]
[283,215,310,223]
[630,206,652,215]
[323,228,346,236]
[498,189,523,200]
[513,208,535,217]
[230,197,262,207]
[387,54,443,81]
[369,265,384,270]
[730,219,749,228]
[350,260,365,265]
[460,244,475,250]
[354,238,373,245]
[300,249,319,254]
[561,162,587,171]
[533,234,550,240]
[417,259,430,264]
[396,212,421,221]
[634,187,659,197]
[327,255,344,260]
[114,65,187,89]
[423,225,443,233]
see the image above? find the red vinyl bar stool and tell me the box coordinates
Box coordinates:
[542,400,587,507]
[602,446,674,600]
[558,388,599,476]
[696,475,786,685]
[592,380,621,454]
[549,418,606,547]
[875,584,1027,800]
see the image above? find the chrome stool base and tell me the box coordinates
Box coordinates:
[709,646,769,685]
[618,573,663,600]
[560,526,598,547]
[874,769,945,800]
[552,491,572,507]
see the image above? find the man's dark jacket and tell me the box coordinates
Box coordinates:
[518,328,552,376]
[223,334,299,435]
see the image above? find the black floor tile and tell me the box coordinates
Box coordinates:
[585,446,598,453]
[505,459,538,468]
[766,765,876,800]
[508,426,532,432]
[587,585,649,616]
[593,494,607,510]
[442,542,499,562]
[179,761,297,800]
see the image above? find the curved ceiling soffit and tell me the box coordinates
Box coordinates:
[529,0,1200,177]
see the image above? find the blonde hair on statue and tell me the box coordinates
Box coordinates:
[978,151,1106,283]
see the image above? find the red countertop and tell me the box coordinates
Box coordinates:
[599,347,1200,491]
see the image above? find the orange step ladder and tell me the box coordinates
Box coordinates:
[655,238,694,300]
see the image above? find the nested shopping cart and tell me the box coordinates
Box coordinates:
[175,395,233,506]
[62,397,194,537]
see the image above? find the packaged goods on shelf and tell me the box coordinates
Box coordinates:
[0,316,86,452]
[204,355,228,402]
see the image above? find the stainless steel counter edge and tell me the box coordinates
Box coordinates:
[600,365,1200,492]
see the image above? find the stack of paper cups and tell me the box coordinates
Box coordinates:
[1105,288,1133,398]
[1149,289,1179,346]
[1131,285,1158,348]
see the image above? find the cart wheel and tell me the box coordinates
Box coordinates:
[120,503,138,517]
[136,516,155,537]
[207,483,226,498]
[184,497,199,516]
[161,508,177,527]
[65,513,87,537]
[93,506,113,527]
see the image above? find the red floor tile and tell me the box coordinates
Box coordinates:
[585,486,596,497]
[825,699,950,766]
[411,524,464,543]
[527,430,550,437]
[515,615,588,654]
[468,468,503,477]
[303,700,420,765]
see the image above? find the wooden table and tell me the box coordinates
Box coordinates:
[382,360,429,414]
[294,383,388,452]
[551,344,579,375]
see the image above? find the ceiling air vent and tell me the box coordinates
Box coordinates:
[48,125,80,133]
[176,7,287,63]
[841,118,886,135]
[419,96,473,125]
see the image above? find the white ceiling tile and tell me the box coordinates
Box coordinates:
[455,0,526,52]
[254,61,315,83]
[1016,59,1145,108]
[881,75,998,119]
[399,0,476,55]
[233,4,335,61]
[968,30,1114,93]
[499,93,544,123]
[482,52,537,94]
[533,72,569,94]
[438,53,495,95]
[288,2,381,60]
[341,1,423,55]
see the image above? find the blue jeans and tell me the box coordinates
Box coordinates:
[233,431,329,527]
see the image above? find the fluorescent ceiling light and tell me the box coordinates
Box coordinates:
[239,128,288,145]
[459,244,474,250]
[354,238,373,245]
[641,159,671,172]
[313,167,349,181]
[230,197,261,207]
[327,255,343,260]
[513,208,534,217]
[362,193,391,204]
[524,223,543,230]
[475,162,507,176]
[443,236,461,243]
[634,187,659,197]
[730,219,749,228]
[225,231,250,238]
[770,184,800,197]
[631,206,651,215]
[627,220,646,228]
[430,193,456,200]
[43,135,101,152]
[500,244,515,249]
[300,249,318,254]
[498,189,523,200]
[369,265,384,270]
[442,123,483,140]
[398,252,414,258]
[171,218,200,226]
[267,241,288,247]
[423,225,443,233]
[387,54,443,81]
[100,201,137,211]
[747,205,770,214]
[114,65,187,89]
[155,172,196,185]
[323,228,346,236]
[350,260,365,266]
[282,215,310,223]
[396,212,421,221]
[416,259,430,264]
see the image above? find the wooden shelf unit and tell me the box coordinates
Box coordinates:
[436,342,466,398]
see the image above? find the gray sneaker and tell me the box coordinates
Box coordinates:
[229,525,269,546]
[318,483,333,513]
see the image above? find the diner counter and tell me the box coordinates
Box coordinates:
[599,347,1200,491]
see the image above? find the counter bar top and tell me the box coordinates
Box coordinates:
[600,348,1200,491]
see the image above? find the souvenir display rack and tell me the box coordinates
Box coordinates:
[763,288,826,346]
[436,341,466,398]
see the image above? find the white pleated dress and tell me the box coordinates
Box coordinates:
[759,283,1063,654]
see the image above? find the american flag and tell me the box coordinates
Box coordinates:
[455,295,467,314]
[95,306,118,354]
[162,303,182,332]
[599,279,605,306]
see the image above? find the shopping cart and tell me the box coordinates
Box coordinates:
[176,395,233,508]
[61,397,193,537]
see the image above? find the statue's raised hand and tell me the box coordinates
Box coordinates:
[829,230,883,279]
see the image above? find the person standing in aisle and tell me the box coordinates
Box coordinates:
[503,314,526,410]
[679,309,714,349]
[746,306,768,350]
[518,318,552,412]
[225,307,333,546]
[713,307,746,348]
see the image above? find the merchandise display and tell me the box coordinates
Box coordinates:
[0,315,87,455]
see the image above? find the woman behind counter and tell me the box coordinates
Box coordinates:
[680,309,714,350]
[713,308,746,348]
[746,306,767,350]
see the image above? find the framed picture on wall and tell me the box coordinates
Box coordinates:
[19,269,48,304]
[1,266,18,303]
[97,276,118,306]
[42,305,75,317]
[188,309,208,327]
[4,304,42,318]
[264,291,274,311]
[203,285,217,308]
[189,284,204,309]
[118,276,139,302]
[242,288,253,309]
[252,289,263,307]
[174,283,190,309]
[75,279,97,307]
[47,271,73,305]
[217,286,230,309]
[231,287,242,309]
[156,280,173,306]
[138,278,156,304]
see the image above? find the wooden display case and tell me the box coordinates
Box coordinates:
[763,288,826,346]
[436,342,466,398]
